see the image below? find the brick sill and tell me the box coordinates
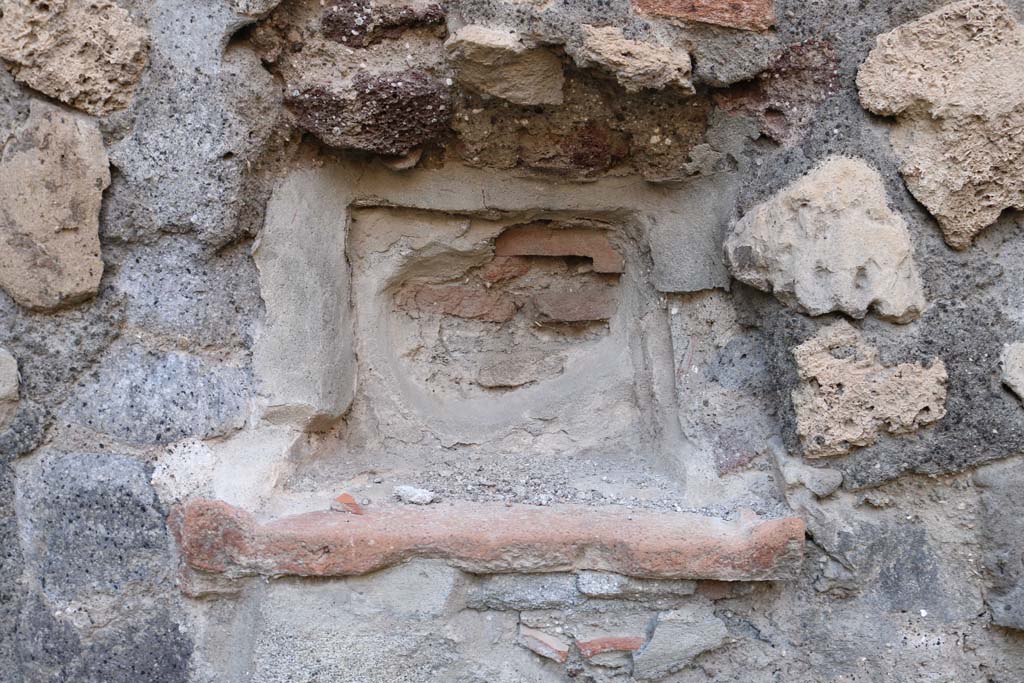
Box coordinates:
[171,499,804,586]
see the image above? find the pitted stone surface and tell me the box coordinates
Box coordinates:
[792,321,947,458]
[0,102,107,311]
[0,349,18,431]
[631,0,775,31]
[445,25,565,105]
[725,156,926,323]
[570,26,694,93]
[857,0,1024,249]
[0,0,149,115]
[631,599,728,679]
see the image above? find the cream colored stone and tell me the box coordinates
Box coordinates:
[570,25,693,93]
[1001,342,1024,402]
[0,348,19,430]
[0,101,108,311]
[725,156,926,323]
[445,25,564,105]
[857,0,1024,249]
[792,321,947,458]
[0,0,149,116]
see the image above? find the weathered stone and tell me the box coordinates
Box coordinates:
[394,485,438,505]
[517,625,569,663]
[0,0,148,115]
[975,458,1024,631]
[445,24,565,105]
[570,26,693,93]
[468,573,582,611]
[792,321,947,458]
[285,70,451,156]
[254,170,356,431]
[0,101,107,311]
[0,349,18,431]
[857,0,1024,249]
[172,499,805,581]
[725,156,926,323]
[632,0,775,31]
[1001,342,1024,402]
[323,0,446,47]
[631,600,728,679]
[476,351,565,388]
[60,341,249,445]
[576,571,697,600]
[494,226,624,273]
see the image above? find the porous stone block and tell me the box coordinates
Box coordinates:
[975,459,1024,630]
[725,156,926,323]
[171,499,805,581]
[0,102,107,311]
[792,321,947,458]
[0,349,18,431]
[467,574,582,610]
[570,25,693,93]
[857,0,1024,249]
[0,0,149,115]
[445,24,565,105]
[576,571,697,600]
[632,0,775,31]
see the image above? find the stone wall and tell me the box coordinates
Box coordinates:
[1,0,1023,681]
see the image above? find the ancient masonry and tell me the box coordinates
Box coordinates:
[1,0,1024,681]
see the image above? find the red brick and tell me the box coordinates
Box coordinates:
[331,492,363,515]
[577,636,646,659]
[518,626,570,663]
[632,0,775,31]
[495,226,624,274]
[533,287,617,322]
[394,283,516,322]
[480,256,531,283]
[171,499,805,582]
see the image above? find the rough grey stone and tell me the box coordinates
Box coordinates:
[394,485,438,505]
[110,237,261,350]
[1001,342,1024,402]
[104,0,282,247]
[0,67,29,144]
[466,573,583,611]
[59,342,249,445]
[632,600,728,679]
[0,460,22,680]
[576,572,697,600]
[976,458,1024,630]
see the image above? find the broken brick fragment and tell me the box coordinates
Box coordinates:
[394,283,516,322]
[518,626,570,663]
[331,492,364,515]
[632,0,775,31]
[532,287,618,322]
[494,226,624,273]
[576,636,646,659]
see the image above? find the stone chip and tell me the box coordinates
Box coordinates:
[857,0,1024,249]
[0,0,149,115]
[570,25,693,93]
[725,156,926,323]
[791,321,947,458]
[0,101,108,311]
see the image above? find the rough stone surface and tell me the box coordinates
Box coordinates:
[792,321,947,458]
[394,484,438,505]
[1001,342,1024,402]
[285,70,451,156]
[726,156,926,323]
[0,349,18,431]
[59,341,249,445]
[576,571,697,600]
[632,0,775,31]
[976,459,1024,630]
[857,0,1024,249]
[570,26,694,93]
[173,499,805,580]
[0,0,149,115]
[467,573,582,610]
[445,25,565,105]
[631,600,729,679]
[323,0,446,47]
[0,102,108,311]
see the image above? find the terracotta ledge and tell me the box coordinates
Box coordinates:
[171,499,804,582]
